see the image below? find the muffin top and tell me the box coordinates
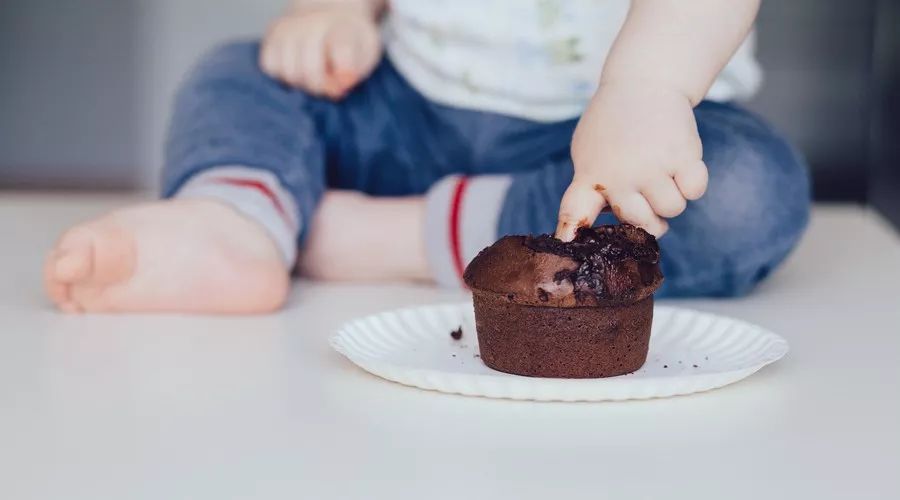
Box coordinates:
[463,224,664,307]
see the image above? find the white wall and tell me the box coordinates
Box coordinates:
[1,0,284,189]
[1,0,140,187]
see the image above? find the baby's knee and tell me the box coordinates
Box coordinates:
[692,134,810,295]
[179,40,270,93]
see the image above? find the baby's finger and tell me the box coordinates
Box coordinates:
[326,23,362,71]
[280,36,309,88]
[606,191,669,237]
[298,29,329,94]
[354,26,382,79]
[325,31,361,97]
[674,160,709,201]
[642,177,687,218]
[555,183,607,242]
[259,38,282,79]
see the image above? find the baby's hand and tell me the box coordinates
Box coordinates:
[260,2,381,99]
[557,81,708,240]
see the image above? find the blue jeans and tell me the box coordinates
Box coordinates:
[163,41,811,298]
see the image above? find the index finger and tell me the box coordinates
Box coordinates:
[555,182,608,242]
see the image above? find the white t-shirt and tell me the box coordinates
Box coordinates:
[383,0,762,122]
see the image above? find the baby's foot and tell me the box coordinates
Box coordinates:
[44,199,289,314]
[299,191,430,282]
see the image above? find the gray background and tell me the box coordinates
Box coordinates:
[0,0,882,201]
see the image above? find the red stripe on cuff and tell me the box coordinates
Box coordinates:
[211,177,292,225]
[449,177,469,285]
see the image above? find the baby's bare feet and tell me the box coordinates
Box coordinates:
[299,191,430,282]
[44,199,288,314]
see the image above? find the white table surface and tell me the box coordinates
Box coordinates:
[1,192,899,500]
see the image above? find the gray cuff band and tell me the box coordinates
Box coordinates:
[175,166,300,268]
[423,175,513,288]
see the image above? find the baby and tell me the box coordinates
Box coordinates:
[44,0,810,314]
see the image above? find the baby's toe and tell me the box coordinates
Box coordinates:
[58,300,83,314]
[53,228,96,283]
[46,222,137,313]
[43,251,72,308]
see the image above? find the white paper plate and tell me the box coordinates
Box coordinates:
[331,303,788,402]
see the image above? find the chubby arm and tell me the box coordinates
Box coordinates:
[602,0,759,105]
[557,0,760,240]
[260,0,386,98]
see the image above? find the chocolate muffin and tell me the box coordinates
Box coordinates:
[463,224,663,378]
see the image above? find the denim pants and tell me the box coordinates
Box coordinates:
[163,41,811,297]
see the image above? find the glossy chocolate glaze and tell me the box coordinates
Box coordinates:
[464,224,663,307]
[526,225,661,302]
